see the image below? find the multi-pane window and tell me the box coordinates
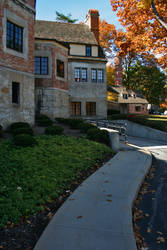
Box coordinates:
[91,69,104,83]
[86,102,96,116]
[123,94,128,99]
[57,59,64,78]
[91,69,97,83]
[74,68,87,82]
[86,45,91,57]
[12,82,20,104]
[71,102,81,116]
[7,20,23,52]
[35,57,48,75]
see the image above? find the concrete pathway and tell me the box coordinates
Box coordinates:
[34,137,153,250]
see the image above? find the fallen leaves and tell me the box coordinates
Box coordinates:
[157,236,166,243]
[77,216,83,219]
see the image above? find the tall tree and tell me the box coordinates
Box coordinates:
[105,0,167,68]
[55,11,78,23]
[123,62,166,105]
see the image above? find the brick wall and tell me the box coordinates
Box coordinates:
[0,0,35,74]
[128,104,148,114]
[35,42,68,90]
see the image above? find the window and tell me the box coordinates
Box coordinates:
[7,20,23,53]
[35,57,48,75]
[12,82,20,104]
[91,69,104,83]
[86,45,91,57]
[86,102,96,116]
[135,106,141,112]
[71,102,81,116]
[74,68,87,82]
[123,94,128,99]
[57,59,64,78]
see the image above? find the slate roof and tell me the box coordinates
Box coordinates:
[35,20,98,45]
[110,86,148,104]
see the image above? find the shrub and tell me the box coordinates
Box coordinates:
[87,128,110,146]
[13,134,37,147]
[10,122,30,132]
[45,125,64,135]
[108,114,128,120]
[55,118,66,123]
[37,114,53,127]
[79,122,97,133]
[68,119,84,129]
[107,109,120,116]
[12,127,34,136]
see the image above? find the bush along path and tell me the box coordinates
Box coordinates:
[0,135,113,250]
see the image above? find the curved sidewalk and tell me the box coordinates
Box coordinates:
[34,143,152,250]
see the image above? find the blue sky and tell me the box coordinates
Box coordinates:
[36,0,122,29]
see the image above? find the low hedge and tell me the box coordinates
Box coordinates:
[13,134,37,147]
[79,122,97,133]
[10,122,30,132]
[12,127,34,136]
[87,128,110,146]
[45,125,64,135]
[37,114,53,127]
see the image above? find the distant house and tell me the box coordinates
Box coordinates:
[107,57,148,115]
[35,9,107,119]
[107,86,148,114]
[0,0,36,128]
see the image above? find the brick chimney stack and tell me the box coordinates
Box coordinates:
[85,9,100,43]
[114,57,123,86]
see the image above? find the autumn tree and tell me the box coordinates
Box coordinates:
[108,0,167,68]
[55,11,78,23]
[106,64,115,85]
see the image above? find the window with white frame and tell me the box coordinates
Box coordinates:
[74,68,87,82]
[91,69,104,83]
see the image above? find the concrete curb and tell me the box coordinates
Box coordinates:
[34,147,152,250]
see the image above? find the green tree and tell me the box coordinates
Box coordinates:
[55,11,78,23]
[123,62,166,105]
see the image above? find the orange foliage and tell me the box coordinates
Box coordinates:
[100,0,167,68]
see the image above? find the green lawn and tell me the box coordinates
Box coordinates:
[109,114,167,133]
[0,135,112,227]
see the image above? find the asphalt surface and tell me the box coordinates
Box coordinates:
[127,137,167,250]
[137,148,167,250]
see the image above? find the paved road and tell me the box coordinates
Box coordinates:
[127,137,167,250]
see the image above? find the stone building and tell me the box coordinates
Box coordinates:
[35,9,107,119]
[34,39,69,119]
[0,0,36,128]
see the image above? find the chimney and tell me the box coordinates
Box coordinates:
[114,57,123,86]
[85,9,99,43]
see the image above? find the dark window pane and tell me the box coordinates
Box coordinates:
[35,57,48,75]
[57,59,64,78]
[12,82,20,104]
[6,20,23,52]
[86,45,91,57]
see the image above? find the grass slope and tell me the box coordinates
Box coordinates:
[0,135,112,227]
